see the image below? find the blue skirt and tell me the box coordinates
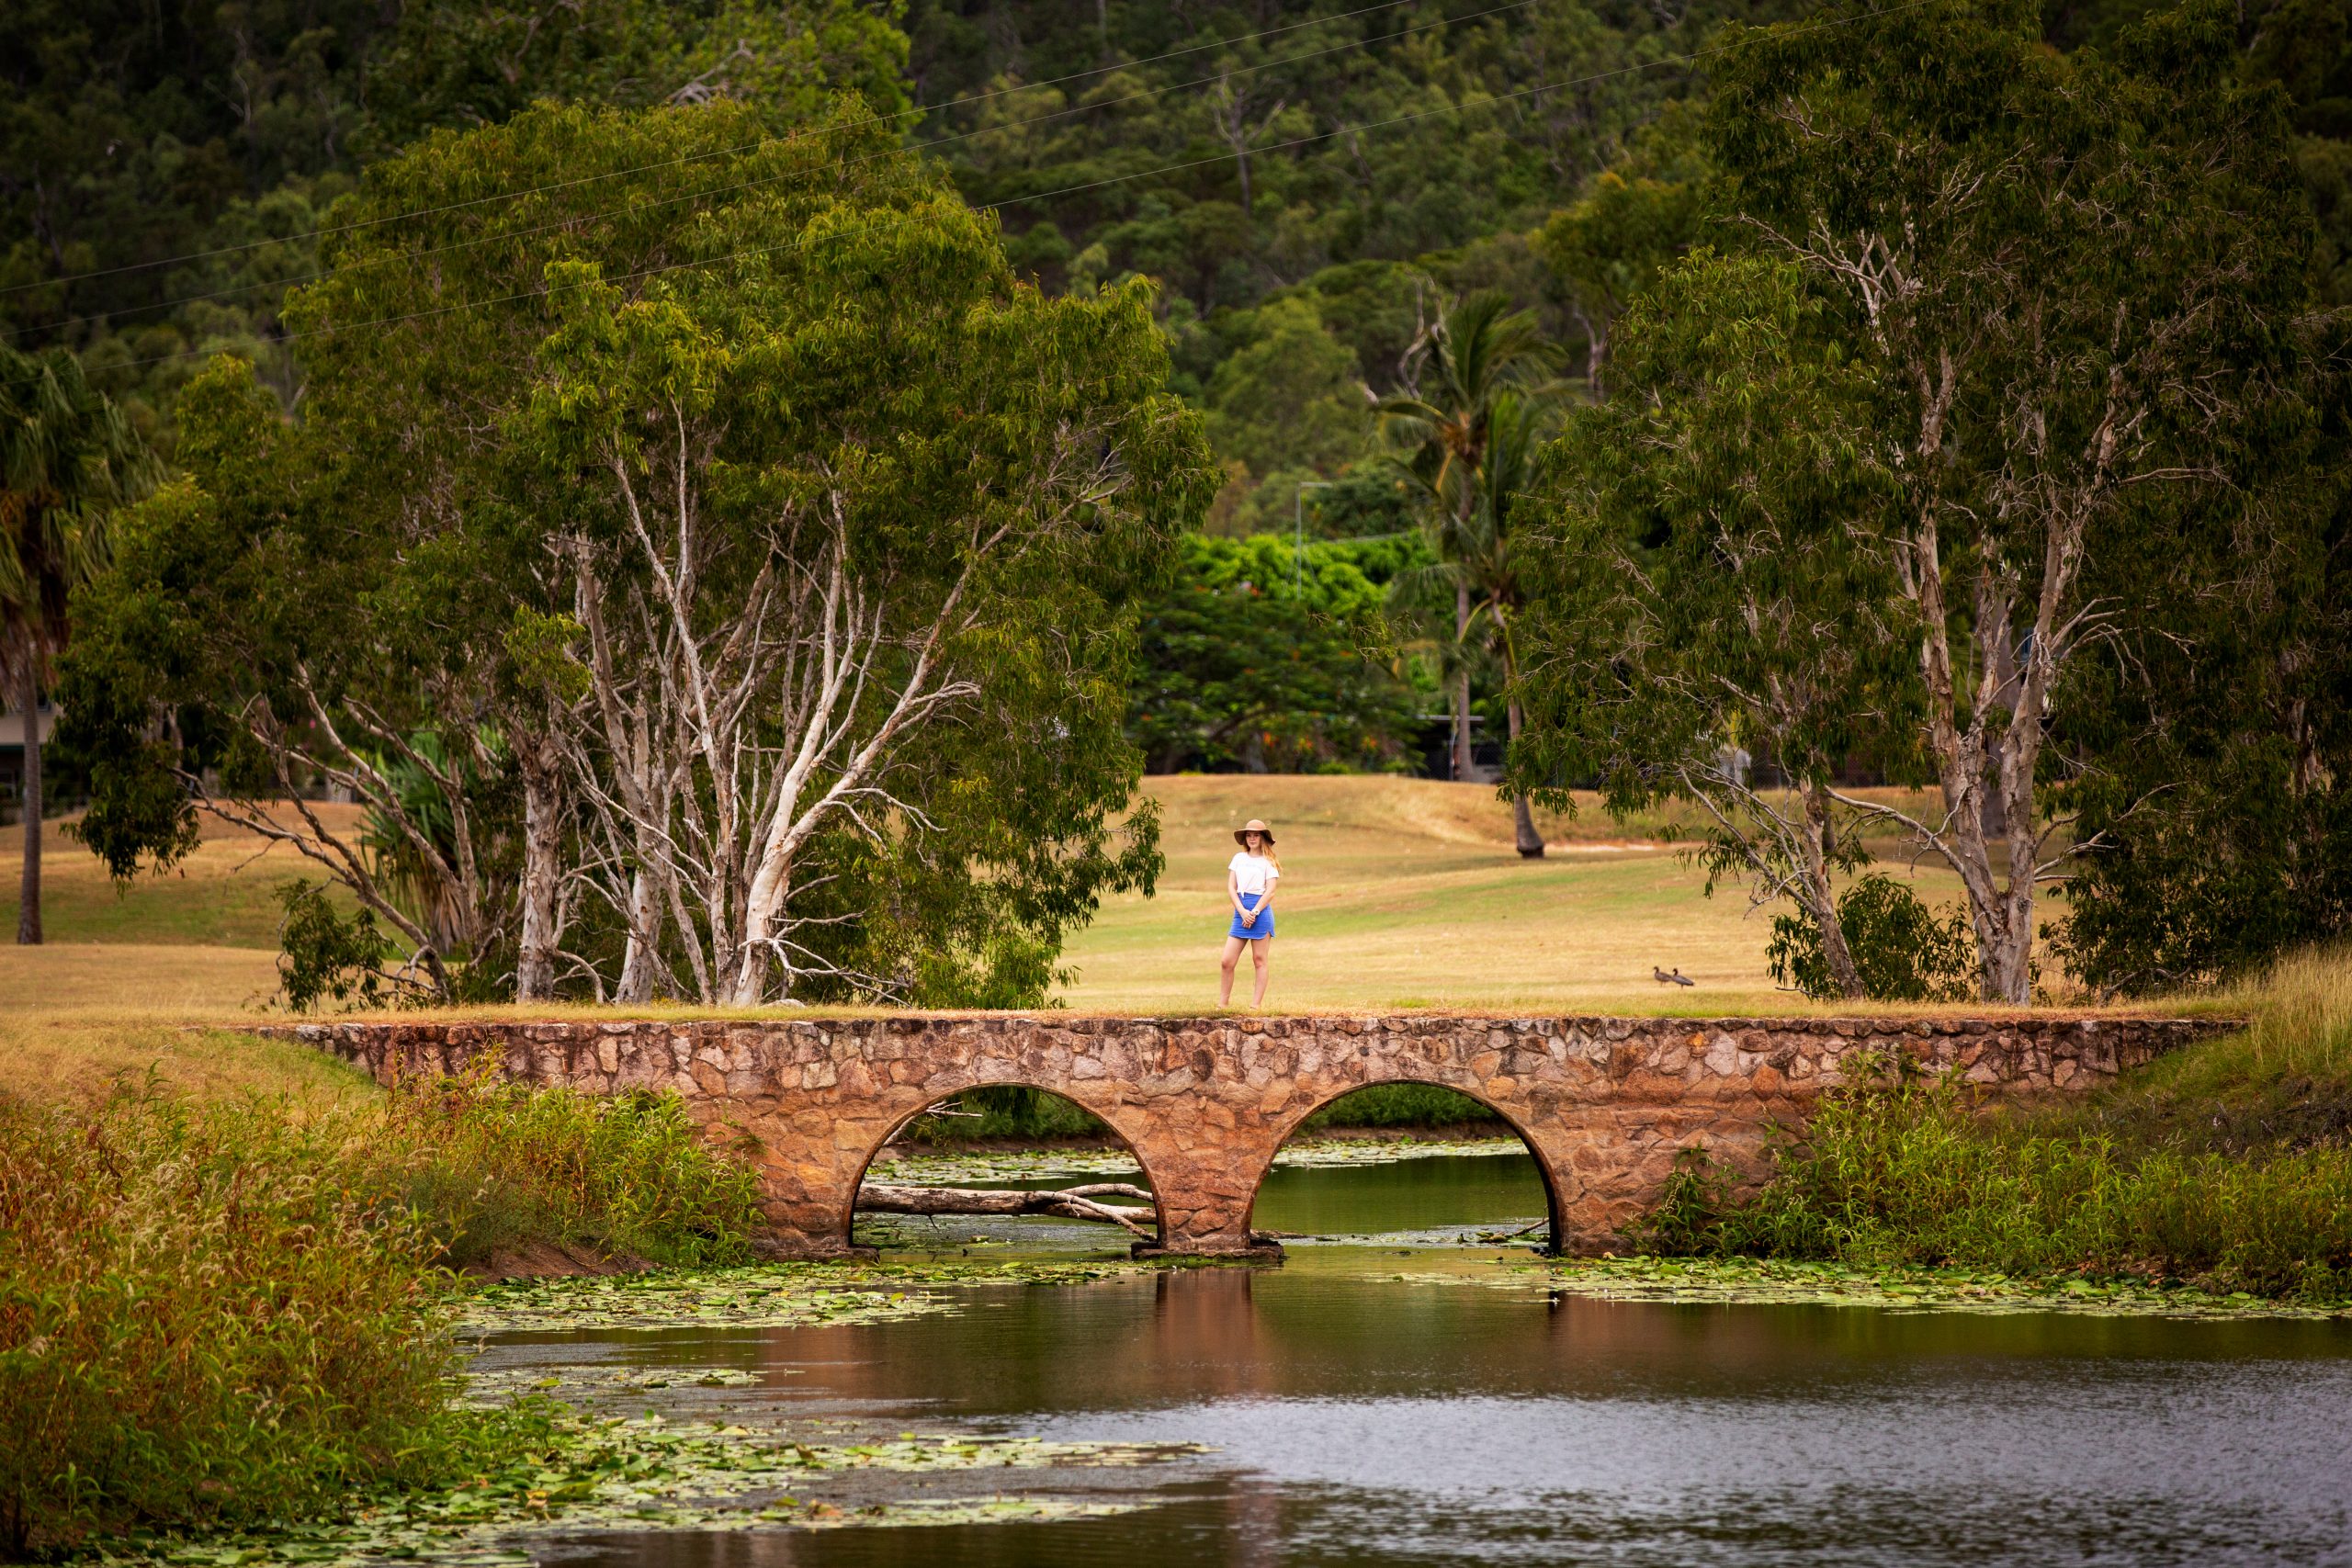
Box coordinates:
[1227,895,1274,941]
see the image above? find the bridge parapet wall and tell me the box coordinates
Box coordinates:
[268,1013,2230,1256]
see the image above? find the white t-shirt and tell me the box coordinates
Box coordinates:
[1229,851,1280,899]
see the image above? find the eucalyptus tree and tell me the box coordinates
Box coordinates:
[0,345,154,945]
[1517,253,1912,998]
[1529,0,2317,1002]
[1376,289,1558,845]
[60,357,514,999]
[62,99,1213,1007]
[512,218,1210,1007]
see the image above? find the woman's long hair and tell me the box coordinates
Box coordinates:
[1246,831,1281,872]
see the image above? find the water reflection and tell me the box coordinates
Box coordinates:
[517,1158,2352,1568]
[1254,1152,1548,1242]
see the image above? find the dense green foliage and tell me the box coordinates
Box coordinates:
[1519,0,2346,999]
[1129,532,1424,772]
[375,1070,766,1269]
[60,98,1213,1006]
[14,0,2352,992]
[0,1069,759,1555]
[1518,249,1908,985]
[1766,874,1974,1004]
[1645,1068,2352,1298]
[0,0,907,446]
[2052,394,2352,991]
[1642,953,2352,1297]
[2,1086,474,1557]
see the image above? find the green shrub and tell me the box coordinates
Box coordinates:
[276,879,400,1012]
[0,1069,761,1555]
[1642,1053,2352,1299]
[0,1086,474,1557]
[1767,874,1974,1001]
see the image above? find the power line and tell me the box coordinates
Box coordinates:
[0,0,1453,301]
[7,0,1941,387]
[6,0,1541,340]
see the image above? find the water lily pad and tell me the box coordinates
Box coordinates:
[93,1414,1205,1566]
[1525,1257,2352,1318]
[458,1258,1148,1336]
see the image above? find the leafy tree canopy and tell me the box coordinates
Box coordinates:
[61,99,1215,1005]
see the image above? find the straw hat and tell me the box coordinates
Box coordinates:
[1233,818,1276,847]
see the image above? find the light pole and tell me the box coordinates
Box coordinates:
[1294,480,1335,592]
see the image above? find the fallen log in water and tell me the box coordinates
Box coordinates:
[859,1182,1157,1238]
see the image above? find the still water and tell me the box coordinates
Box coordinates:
[498,1153,2352,1567]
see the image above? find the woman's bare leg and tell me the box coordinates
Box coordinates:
[1218,936,1247,1006]
[1250,938,1272,1007]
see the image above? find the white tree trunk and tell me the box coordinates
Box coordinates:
[514,732,564,1001]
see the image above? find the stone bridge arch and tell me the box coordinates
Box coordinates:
[1249,1078,1570,1250]
[847,1082,1170,1249]
[268,1012,2223,1258]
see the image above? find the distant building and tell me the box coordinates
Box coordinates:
[1413,714,1501,784]
[0,697,55,817]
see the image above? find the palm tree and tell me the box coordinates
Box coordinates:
[1,346,155,944]
[1457,391,1554,857]
[1376,291,1558,855]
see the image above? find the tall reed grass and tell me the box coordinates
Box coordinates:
[0,1088,465,1557]
[1643,950,2352,1299]
[0,1072,760,1557]
[373,1068,764,1269]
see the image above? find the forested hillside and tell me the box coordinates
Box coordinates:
[10,0,2341,767]
[7,0,2348,1003]
[12,1,2341,466]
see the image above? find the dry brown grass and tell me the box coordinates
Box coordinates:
[0,1012,373,1108]
[1058,775,1982,1014]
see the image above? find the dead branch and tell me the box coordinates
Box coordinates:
[857,1183,1156,1238]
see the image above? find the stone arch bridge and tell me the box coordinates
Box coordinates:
[277,1012,2222,1255]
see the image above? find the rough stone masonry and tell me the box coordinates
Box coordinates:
[273,1012,2229,1256]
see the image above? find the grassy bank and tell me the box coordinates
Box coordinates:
[0,1070,762,1558]
[1644,950,2352,1299]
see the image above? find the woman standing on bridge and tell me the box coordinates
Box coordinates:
[1219,820,1280,1009]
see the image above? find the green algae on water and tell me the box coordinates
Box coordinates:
[90,1414,1204,1566]
[459,1258,1148,1335]
[1532,1257,2352,1318]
